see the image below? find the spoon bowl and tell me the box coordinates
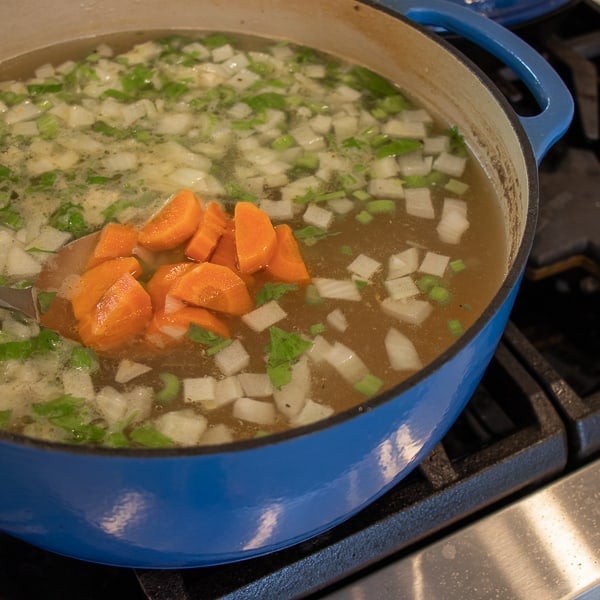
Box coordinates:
[0,232,100,334]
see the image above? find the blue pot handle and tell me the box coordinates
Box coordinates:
[372,0,574,163]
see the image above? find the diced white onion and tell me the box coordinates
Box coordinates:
[325,341,369,385]
[384,275,420,300]
[388,247,420,279]
[397,152,433,177]
[326,308,348,333]
[95,386,128,425]
[242,300,287,333]
[312,277,361,301]
[371,156,399,179]
[437,198,470,244]
[347,253,381,281]
[404,187,435,219]
[303,203,334,230]
[232,397,276,425]
[115,359,152,384]
[423,136,450,155]
[385,328,423,371]
[183,376,216,404]
[5,101,41,124]
[259,198,295,221]
[62,369,95,402]
[381,297,433,326]
[382,119,426,138]
[199,423,234,445]
[368,177,404,199]
[327,198,354,215]
[310,114,332,134]
[227,68,261,91]
[332,114,358,140]
[273,356,311,419]
[26,226,71,252]
[306,335,332,364]
[401,109,433,124]
[101,152,138,172]
[156,113,192,135]
[155,410,207,446]
[289,123,325,151]
[214,339,250,375]
[432,152,467,177]
[419,251,450,277]
[212,376,243,410]
[238,373,274,398]
[5,246,41,278]
[290,398,334,427]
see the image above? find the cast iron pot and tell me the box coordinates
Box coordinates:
[0,0,572,568]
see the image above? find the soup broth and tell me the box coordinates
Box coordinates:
[0,32,506,447]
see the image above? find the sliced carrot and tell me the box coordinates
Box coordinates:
[146,262,198,310]
[145,306,230,348]
[78,273,152,351]
[169,262,253,316]
[185,201,229,262]
[86,222,139,270]
[138,189,203,251]
[71,256,142,321]
[234,201,277,274]
[265,224,311,284]
[210,222,255,287]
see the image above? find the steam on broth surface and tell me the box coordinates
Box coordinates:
[0,32,506,447]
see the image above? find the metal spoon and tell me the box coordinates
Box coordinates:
[0,231,100,328]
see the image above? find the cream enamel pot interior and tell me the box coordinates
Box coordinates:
[0,0,572,568]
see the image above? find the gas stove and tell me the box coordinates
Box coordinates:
[0,2,598,598]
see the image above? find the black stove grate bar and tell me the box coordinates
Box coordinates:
[504,320,600,459]
[137,339,567,600]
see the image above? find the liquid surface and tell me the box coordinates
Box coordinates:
[0,32,506,447]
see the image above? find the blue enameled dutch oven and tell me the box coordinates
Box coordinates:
[0,0,572,568]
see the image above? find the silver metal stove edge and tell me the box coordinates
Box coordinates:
[326,460,600,600]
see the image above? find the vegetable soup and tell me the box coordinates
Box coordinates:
[0,32,506,447]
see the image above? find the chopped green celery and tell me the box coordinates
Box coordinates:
[450,259,467,273]
[202,33,232,49]
[232,115,266,130]
[161,80,189,101]
[403,171,448,189]
[341,245,353,256]
[64,63,98,89]
[256,282,299,306]
[366,199,395,214]
[348,66,397,98]
[248,60,274,76]
[352,189,371,202]
[369,133,389,147]
[355,210,374,225]
[0,90,27,106]
[0,164,14,181]
[31,394,105,443]
[29,170,59,191]
[448,318,464,337]
[254,430,270,438]
[26,81,63,96]
[461,303,473,311]
[0,203,23,230]
[187,323,232,355]
[130,426,174,448]
[155,373,181,404]
[225,182,256,203]
[0,328,60,361]
[293,46,319,64]
[36,113,61,140]
[86,171,118,185]
[36,291,57,315]
[355,279,368,290]
[310,323,326,336]
[375,139,422,159]
[120,65,155,96]
[105,430,131,448]
[0,409,11,429]
[354,373,384,396]
[294,225,338,245]
[376,94,411,114]
[49,202,88,237]
[444,178,469,195]
[92,120,128,138]
[305,284,323,305]
[245,92,287,112]
[341,137,368,151]
[293,152,319,171]
[271,133,295,151]
[265,326,313,388]
[100,88,132,102]
[429,285,451,305]
[69,346,99,371]
[445,126,469,157]
[417,274,441,293]
[371,107,387,121]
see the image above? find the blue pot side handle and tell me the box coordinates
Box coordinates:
[372,0,574,163]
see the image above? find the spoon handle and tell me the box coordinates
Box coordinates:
[0,286,38,320]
